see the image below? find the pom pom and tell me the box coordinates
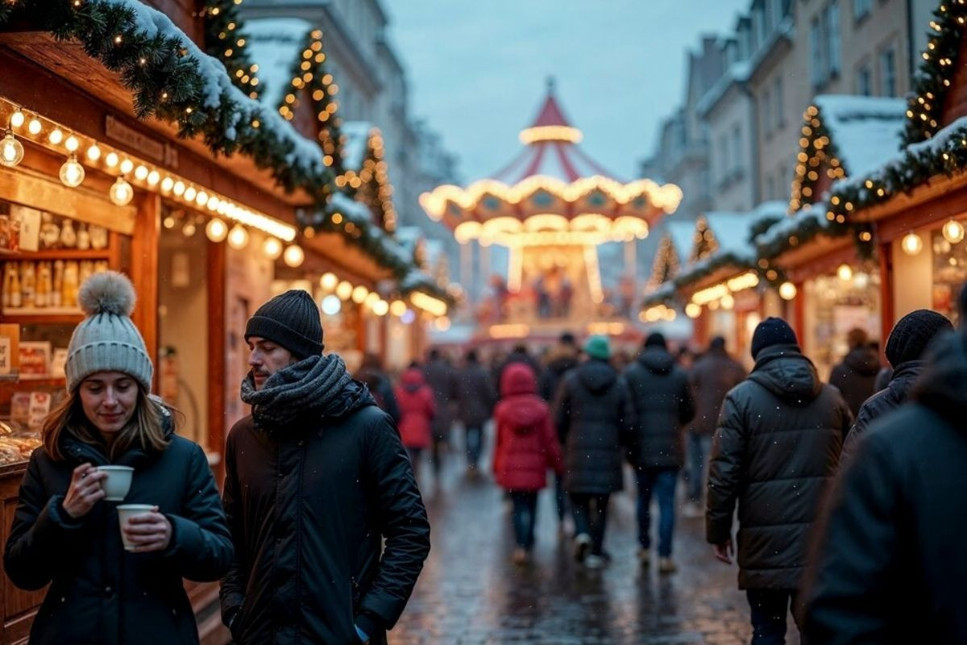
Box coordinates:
[78,271,136,317]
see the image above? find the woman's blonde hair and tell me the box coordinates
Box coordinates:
[42,383,174,462]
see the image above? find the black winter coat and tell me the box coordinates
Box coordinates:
[804,332,967,644]
[538,347,579,402]
[5,422,233,645]
[840,360,924,462]
[220,404,430,645]
[829,346,881,418]
[456,361,497,428]
[706,344,851,590]
[356,367,401,424]
[624,347,695,469]
[554,359,635,494]
[688,347,747,435]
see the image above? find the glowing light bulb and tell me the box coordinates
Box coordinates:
[184,186,197,202]
[321,295,341,316]
[943,219,964,244]
[59,155,85,187]
[182,221,197,237]
[685,303,701,319]
[86,145,101,162]
[262,237,283,259]
[173,181,185,196]
[147,170,160,186]
[901,232,923,256]
[119,159,134,174]
[104,152,119,168]
[390,300,407,317]
[206,218,228,242]
[160,177,174,192]
[372,300,389,317]
[227,224,249,249]
[779,281,798,301]
[0,131,24,167]
[48,128,64,145]
[283,244,304,267]
[134,165,149,181]
[27,119,41,135]
[336,281,353,300]
[109,176,133,206]
[9,111,24,128]
[351,285,369,304]
[319,272,338,291]
[64,136,79,152]
[837,263,853,281]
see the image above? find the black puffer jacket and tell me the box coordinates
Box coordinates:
[538,346,579,402]
[5,415,233,645]
[456,360,497,428]
[624,347,695,468]
[707,344,851,590]
[423,358,457,440]
[554,359,635,494]
[829,346,881,418]
[220,397,430,644]
[840,360,924,462]
[804,331,967,644]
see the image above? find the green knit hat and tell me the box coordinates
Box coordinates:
[583,335,611,360]
[66,271,153,392]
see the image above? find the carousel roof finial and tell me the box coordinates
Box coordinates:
[522,79,579,143]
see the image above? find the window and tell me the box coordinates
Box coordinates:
[857,64,872,96]
[880,47,897,97]
[853,0,873,20]
[762,89,773,134]
[811,1,842,87]
[732,127,743,172]
[828,1,841,76]
[774,77,784,127]
[810,18,826,87]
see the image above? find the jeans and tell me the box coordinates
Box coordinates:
[746,588,803,645]
[687,433,713,503]
[509,490,539,548]
[569,493,610,555]
[635,467,678,557]
[553,472,567,522]
[465,425,483,469]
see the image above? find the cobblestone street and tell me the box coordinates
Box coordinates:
[389,452,793,644]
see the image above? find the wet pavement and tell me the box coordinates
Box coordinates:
[388,449,798,645]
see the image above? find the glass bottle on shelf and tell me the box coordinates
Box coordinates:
[2,264,12,308]
[62,261,78,308]
[59,219,77,249]
[20,261,35,308]
[78,260,93,288]
[8,262,21,308]
[76,224,90,251]
[52,260,63,307]
[36,261,51,308]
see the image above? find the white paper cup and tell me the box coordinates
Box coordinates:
[117,504,154,551]
[96,465,134,501]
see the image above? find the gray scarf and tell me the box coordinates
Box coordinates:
[240,354,371,437]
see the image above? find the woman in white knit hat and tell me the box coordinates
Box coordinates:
[3,271,233,645]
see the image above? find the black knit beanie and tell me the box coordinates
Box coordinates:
[885,309,952,368]
[245,290,323,359]
[644,332,667,349]
[751,317,797,360]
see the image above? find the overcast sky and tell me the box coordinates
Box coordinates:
[382,1,747,183]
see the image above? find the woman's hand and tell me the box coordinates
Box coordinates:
[62,463,107,519]
[122,507,172,553]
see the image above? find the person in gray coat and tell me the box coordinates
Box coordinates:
[624,332,695,573]
[456,349,497,475]
[554,335,635,569]
[707,317,851,645]
[423,348,458,477]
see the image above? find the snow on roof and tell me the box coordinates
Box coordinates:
[814,95,907,177]
[108,1,324,175]
[695,60,752,116]
[245,19,313,111]
[701,201,787,259]
[341,122,372,172]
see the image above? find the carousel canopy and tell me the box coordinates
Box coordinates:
[420,81,682,247]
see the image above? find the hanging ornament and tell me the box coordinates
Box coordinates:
[1,130,24,167]
[109,176,134,206]
[59,154,85,187]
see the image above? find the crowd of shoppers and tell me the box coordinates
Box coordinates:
[6,273,966,644]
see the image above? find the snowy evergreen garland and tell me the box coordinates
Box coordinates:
[202,0,260,100]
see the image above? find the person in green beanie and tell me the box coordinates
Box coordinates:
[553,335,635,569]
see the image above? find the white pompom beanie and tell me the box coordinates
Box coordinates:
[65,271,153,392]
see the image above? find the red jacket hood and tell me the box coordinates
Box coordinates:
[501,362,537,397]
[401,367,427,391]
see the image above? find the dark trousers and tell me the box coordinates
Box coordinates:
[464,425,483,469]
[509,490,539,548]
[635,467,678,556]
[746,588,803,645]
[687,432,713,502]
[569,493,610,555]
[553,473,567,522]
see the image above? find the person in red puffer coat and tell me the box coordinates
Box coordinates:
[493,363,564,565]
[395,367,436,482]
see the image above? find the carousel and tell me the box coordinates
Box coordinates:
[420,80,682,343]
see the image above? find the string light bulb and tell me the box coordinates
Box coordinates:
[261,237,283,259]
[109,176,134,206]
[0,130,24,167]
[942,219,965,244]
[283,244,305,267]
[901,232,924,256]
[351,285,369,304]
[9,110,24,129]
[320,272,338,291]
[336,281,353,300]
[685,303,701,319]
[206,218,228,242]
[836,263,853,281]
[27,119,41,135]
[227,224,249,250]
[59,154,85,187]
[779,281,798,301]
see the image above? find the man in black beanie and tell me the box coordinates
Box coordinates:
[220,290,430,644]
[840,309,952,462]
[707,316,851,643]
